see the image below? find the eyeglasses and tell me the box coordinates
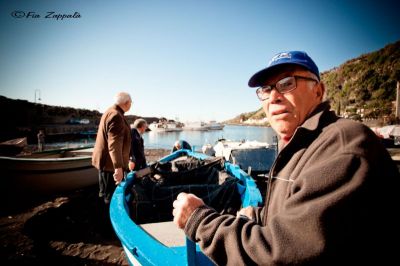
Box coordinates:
[256,75,319,101]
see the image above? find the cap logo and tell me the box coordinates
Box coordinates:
[268,52,292,66]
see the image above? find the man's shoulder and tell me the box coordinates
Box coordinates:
[104,105,120,115]
[103,106,124,122]
[321,116,369,134]
[321,118,385,154]
[131,127,139,134]
[131,128,140,138]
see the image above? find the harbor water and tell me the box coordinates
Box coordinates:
[144,124,277,150]
[43,125,276,151]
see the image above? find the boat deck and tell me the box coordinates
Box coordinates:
[139,221,186,247]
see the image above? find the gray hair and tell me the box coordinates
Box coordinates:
[133,118,147,129]
[114,92,131,105]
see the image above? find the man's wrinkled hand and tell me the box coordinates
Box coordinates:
[173,192,205,229]
[236,206,255,221]
[113,168,123,185]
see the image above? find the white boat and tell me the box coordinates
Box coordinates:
[211,139,277,198]
[372,125,400,147]
[148,121,183,132]
[207,139,277,175]
[182,121,209,131]
[205,121,225,130]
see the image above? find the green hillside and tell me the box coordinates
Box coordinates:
[228,40,400,125]
[323,40,400,120]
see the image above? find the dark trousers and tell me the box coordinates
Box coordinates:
[98,170,116,204]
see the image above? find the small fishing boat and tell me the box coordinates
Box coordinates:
[205,121,225,130]
[110,149,263,265]
[182,121,209,131]
[0,137,27,156]
[372,125,400,148]
[213,139,277,175]
[0,145,97,211]
[148,121,183,132]
[205,139,277,198]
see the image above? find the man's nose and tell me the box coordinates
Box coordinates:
[268,88,283,103]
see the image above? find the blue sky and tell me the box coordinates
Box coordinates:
[0,0,399,122]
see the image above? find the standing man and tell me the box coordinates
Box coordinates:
[37,130,45,152]
[128,118,148,171]
[172,51,399,264]
[92,92,132,205]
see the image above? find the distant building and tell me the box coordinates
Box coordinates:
[243,117,269,125]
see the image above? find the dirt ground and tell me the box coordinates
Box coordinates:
[2,146,399,265]
[0,148,170,266]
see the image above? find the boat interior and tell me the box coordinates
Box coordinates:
[17,148,93,159]
[128,155,243,225]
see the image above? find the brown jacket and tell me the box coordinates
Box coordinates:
[92,104,131,172]
[184,102,400,265]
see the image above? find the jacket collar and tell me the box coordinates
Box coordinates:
[112,104,130,129]
[278,101,332,150]
[114,104,125,114]
[133,128,142,136]
[299,101,331,132]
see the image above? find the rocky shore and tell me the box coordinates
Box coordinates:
[0,148,170,266]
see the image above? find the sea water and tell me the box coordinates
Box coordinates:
[46,125,276,151]
[144,125,277,150]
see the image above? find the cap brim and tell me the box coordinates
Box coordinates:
[248,62,316,87]
[248,64,283,87]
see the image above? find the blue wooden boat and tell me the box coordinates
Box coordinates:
[110,149,263,265]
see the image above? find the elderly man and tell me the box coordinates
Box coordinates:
[92,92,132,205]
[172,139,192,152]
[173,51,399,265]
[128,118,148,171]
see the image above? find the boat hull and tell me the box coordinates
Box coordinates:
[0,148,97,211]
[0,137,27,156]
[1,156,97,193]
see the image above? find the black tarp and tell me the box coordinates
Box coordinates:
[129,156,242,224]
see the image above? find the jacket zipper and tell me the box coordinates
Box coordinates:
[262,143,282,225]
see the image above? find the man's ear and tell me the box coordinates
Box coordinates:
[315,82,325,101]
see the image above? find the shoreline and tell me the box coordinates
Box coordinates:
[0,148,171,266]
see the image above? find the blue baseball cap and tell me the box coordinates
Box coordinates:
[248,51,320,87]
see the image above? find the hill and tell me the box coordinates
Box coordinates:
[225,108,268,126]
[323,40,400,120]
[0,96,160,143]
[227,40,400,125]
